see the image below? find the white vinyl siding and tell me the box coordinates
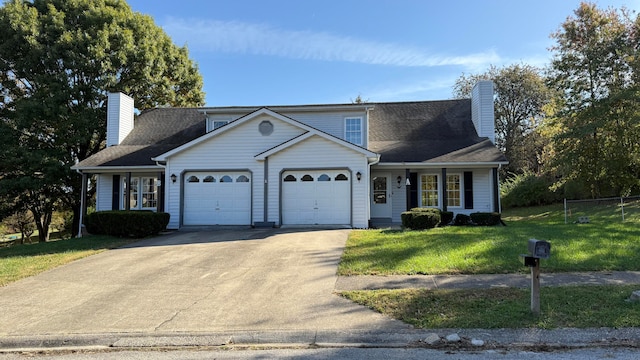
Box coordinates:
[165,115,306,229]
[268,135,370,228]
[95,174,113,211]
[280,110,367,145]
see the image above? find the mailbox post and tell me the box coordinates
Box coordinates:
[521,239,551,315]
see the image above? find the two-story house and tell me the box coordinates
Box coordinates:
[72,81,507,231]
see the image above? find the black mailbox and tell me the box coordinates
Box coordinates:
[528,239,551,259]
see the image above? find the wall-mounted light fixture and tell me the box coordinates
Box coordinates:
[356,171,362,182]
[397,175,402,188]
[170,173,177,183]
[406,177,411,186]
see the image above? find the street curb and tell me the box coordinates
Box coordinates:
[1,328,640,352]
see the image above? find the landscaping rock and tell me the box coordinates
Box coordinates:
[423,333,441,345]
[471,339,485,346]
[629,290,640,302]
[445,333,461,342]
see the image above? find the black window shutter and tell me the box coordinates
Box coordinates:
[464,171,473,209]
[112,175,120,210]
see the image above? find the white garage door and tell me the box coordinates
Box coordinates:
[183,171,251,225]
[282,170,350,225]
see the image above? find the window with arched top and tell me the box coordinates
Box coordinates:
[301,174,314,182]
[236,175,250,183]
[284,174,297,182]
[203,176,215,183]
[318,174,331,181]
[220,175,233,183]
[335,174,348,181]
[187,175,200,183]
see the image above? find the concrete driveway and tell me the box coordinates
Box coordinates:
[0,228,409,336]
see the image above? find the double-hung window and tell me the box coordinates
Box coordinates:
[345,117,362,145]
[446,174,461,207]
[420,175,439,207]
[123,176,157,210]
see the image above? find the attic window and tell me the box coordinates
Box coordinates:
[206,118,230,132]
[213,120,228,129]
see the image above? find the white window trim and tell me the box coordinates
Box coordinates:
[122,176,158,210]
[344,116,363,146]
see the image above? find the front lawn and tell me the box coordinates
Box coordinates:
[342,285,640,329]
[0,235,138,286]
[339,204,640,275]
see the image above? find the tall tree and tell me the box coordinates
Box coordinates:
[0,0,205,242]
[453,64,551,175]
[547,2,640,197]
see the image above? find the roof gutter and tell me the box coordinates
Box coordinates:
[374,161,509,169]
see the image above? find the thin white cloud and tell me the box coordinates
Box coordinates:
[162,17,501,69]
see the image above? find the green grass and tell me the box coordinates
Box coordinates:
[339,204,640,275]
[0,235,139,286]
[341,285,640,329]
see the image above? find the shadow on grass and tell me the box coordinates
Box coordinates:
[0,235,133,259]
[341,216,640,275]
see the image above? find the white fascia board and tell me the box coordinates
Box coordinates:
[199,104,373,114]
[254,131,378,160]
[71,165,163,173]
[374,161,509,169]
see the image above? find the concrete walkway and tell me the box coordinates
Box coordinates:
[336,271,640,291]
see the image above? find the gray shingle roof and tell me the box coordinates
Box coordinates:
[74,99,506,169]
[74,108,205,168]
[368,100,507,163]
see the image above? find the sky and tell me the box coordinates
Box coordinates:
[124,0,638,107]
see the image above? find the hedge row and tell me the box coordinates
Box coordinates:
[401,208,502,230]
[85,211,170,238]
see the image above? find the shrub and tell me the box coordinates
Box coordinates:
[501,172,557,208]
[85,211,170,238]
[412,212,440,230]
[402,208,441,230]
[470,212,502,226]
[440,211,454,226]
[400,211,413,228]
[454,213,471,226]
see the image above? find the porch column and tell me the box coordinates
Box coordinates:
[405,168,411,211]
[125,172,131,210]
[77,172,88,238]
[441,168,447,212]
[157,171,164,212]
[492,168,500,212]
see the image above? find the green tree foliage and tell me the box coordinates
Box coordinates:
[547,2,640,197]
[453,64,552,176]
[0,0,205,241]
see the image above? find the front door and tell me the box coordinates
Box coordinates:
[370,173,392,218]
